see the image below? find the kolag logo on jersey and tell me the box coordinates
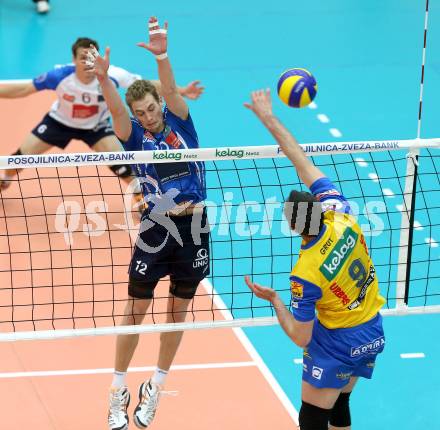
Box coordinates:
[319,227,358,280]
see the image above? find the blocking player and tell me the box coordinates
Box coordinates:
[0,37,204,199]
[244,89,386,430]
[87,18,209,430]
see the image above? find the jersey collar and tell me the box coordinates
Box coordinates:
[301,224,327,250]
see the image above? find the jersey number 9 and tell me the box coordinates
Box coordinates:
[349,258,367,288]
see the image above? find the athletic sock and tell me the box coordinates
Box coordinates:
[111,371,127,389]
[151,368,168,386]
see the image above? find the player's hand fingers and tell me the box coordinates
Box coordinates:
[104,46,110,61]
[137,42,154,51]
[243,102,254,111]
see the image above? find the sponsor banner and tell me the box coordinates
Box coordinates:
[1,139,435,169]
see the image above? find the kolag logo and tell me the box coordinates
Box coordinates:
[319,227,358,280]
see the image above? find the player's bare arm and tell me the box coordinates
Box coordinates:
[137,17,189,120]
[245,89,325,189]
[0,82,37,98]
[86,45,132,141]
[245,276,313,348]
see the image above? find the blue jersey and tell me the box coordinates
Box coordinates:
[122,107,206,207]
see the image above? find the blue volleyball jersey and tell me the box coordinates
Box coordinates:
[122,107,206,207]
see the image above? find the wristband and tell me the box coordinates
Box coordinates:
[156,52,168,60]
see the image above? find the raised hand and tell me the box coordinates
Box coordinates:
[85,45,110,80]
[137,16,168,56]
[182,80,205,100]
[244,89,274,120]
[244,276,278,303]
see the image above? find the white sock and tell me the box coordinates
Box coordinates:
[151,368,168,386]
[111,371,127,389]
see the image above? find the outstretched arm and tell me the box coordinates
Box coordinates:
[245,89,324,189]
[137,17,188,120]
[86,46,132,141]
[0,82,37,98]
[245,276,313,348]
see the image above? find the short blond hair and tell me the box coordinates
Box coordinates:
[125,80,160,110]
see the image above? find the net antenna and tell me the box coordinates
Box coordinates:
[396,0,430,311]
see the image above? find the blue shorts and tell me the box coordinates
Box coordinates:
[31,113,114,149]
[128,208,210,299]
[302,313,385,389]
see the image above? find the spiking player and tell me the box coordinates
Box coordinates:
[244,89,386,430]
[0,37,204,203]
[87,17,210,430]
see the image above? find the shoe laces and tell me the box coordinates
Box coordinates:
[141,383,178,414]
[109,388,128,417]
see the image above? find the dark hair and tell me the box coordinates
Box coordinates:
[284,190,323,236]
[72,37,99,57]
[125,79,160,109]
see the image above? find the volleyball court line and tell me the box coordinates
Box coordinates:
[202,279,299,423]
[0,361,256,379]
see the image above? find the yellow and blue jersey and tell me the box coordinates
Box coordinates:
[290,177,385,329]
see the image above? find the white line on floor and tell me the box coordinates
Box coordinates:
[201,279,299,424]
[400,353,425,359]
[382,188,395,197]
[317,114,330,123]
[0,361,256,379]
[413,221,424,230]
[329,128,342,138]
[368,172,379,182]
[355,157,368,167]
[424,237,439,248]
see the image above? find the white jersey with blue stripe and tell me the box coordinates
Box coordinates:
[32,64,140,129]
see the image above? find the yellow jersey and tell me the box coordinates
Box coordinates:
[290,177,385,329]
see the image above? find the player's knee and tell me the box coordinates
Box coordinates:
[329,392,351,428]
[169,279,199,300]
[110,164,133,178]
[128,278,158,300]
[299,401,331,430]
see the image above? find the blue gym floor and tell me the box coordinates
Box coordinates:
[2,1,440,428]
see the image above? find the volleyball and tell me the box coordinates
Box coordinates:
[277,68,317,108]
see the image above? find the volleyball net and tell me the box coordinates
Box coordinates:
[1,138,440,341]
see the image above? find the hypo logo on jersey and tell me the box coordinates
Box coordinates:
[350,336,385,357]
[290,281,303,298]
[193,248,209,269]
[312,366,323,380]
[319,227,358,280]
